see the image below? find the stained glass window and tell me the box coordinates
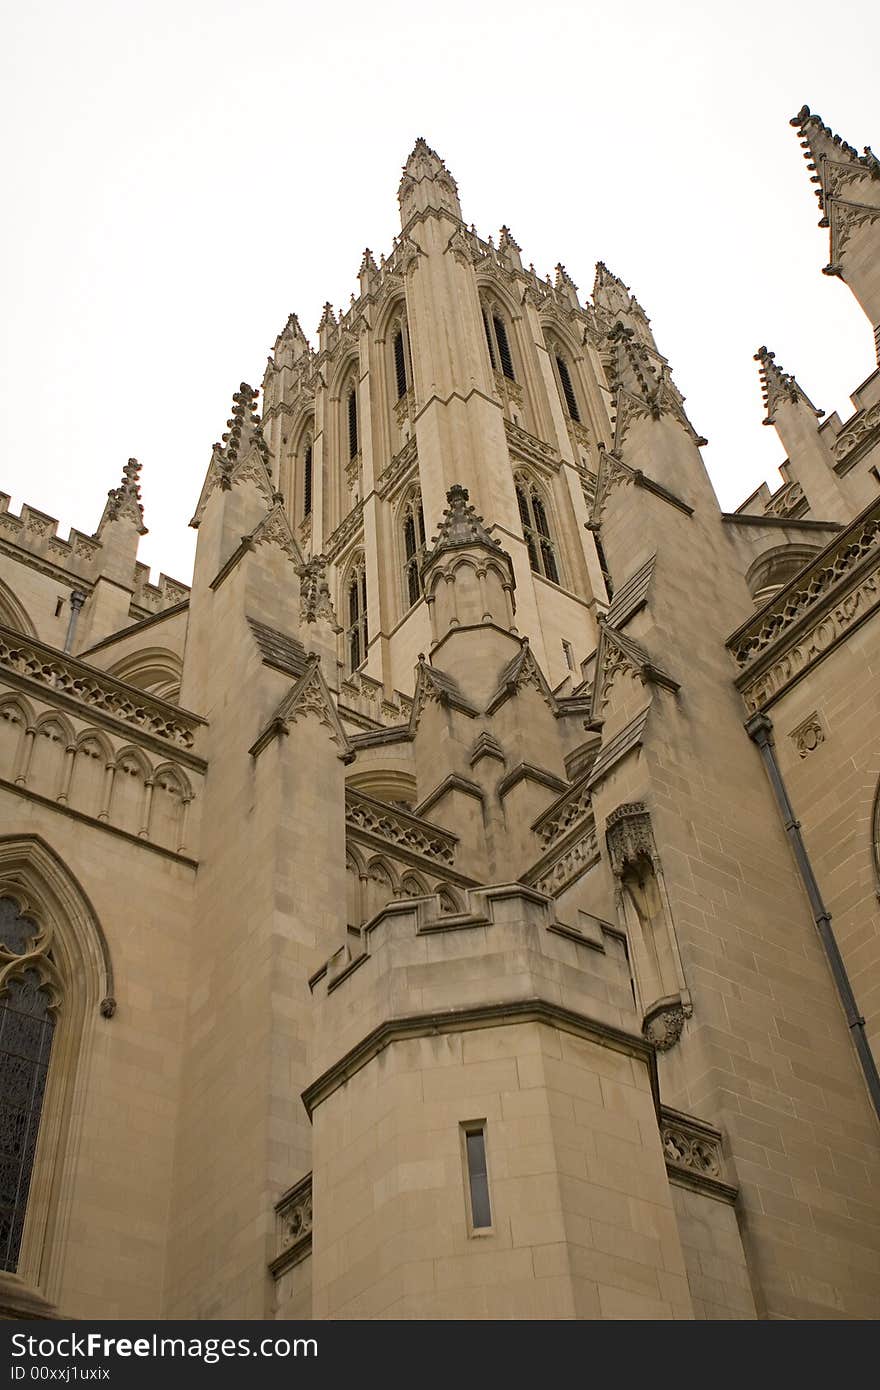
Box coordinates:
[0,898,55,1274]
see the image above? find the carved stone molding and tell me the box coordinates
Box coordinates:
[270,1174,313,1278]
[737,553,880,713]
[605,802,656,875]
[729,502,880,678]
[789,711,825,758]
[346,788,457,866]
[643,999,685,1051]
[325,501,365,563]
[832,400,880,464]
[0,626,202,752]
[660,1107,737,1202]
[525,820,600,898]
[532,778,593,849]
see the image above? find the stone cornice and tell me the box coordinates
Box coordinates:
[0,624,206,761]
[324,501,365,562]
[302,997,660,1118]
[521,816,600,897]
[727,500,880,711]
[414,772,485,819]
[345,786,458,867]
[497,761,567,800]
[721,512,842,532]
[0,534,95,592]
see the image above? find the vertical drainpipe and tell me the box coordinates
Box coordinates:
[746,711,880,1123]
[63,590,86,654]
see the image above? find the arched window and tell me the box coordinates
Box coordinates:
[347,386,359,460]
[482,304,516,381]
[0,895,59,1273]
[515,475,560,584]
[345,555,369,672]
[554,353,581,422]
[401,490,427,608]
[393,327,410,400]
[303,438,313,519]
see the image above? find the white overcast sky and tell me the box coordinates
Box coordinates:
[2,0,878,586]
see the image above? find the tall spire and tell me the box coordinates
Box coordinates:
[789,107,880,355]
[790,105,879,224]
[398,137,462,224]
[754,347,823,426]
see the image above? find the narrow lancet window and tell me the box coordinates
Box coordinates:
[393,329,408,400]
[462,1123,492,1230]
[347,387,359,460]
[556,354,581,422]
[303,441,313,518]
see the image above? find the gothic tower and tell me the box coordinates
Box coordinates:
[0,113,879,1321]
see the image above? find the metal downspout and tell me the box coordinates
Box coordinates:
[746,711,880,1122]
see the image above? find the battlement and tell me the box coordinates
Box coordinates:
[0,491,190,615]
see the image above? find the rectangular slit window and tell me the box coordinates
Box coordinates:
[562,638,575,671]
[463,1124,492,1230]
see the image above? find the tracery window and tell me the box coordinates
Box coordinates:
[345,555,369,672]
[515,474,560,584]
[401,489,427,608]
[0,897,58,1274]
[482,305,516,381]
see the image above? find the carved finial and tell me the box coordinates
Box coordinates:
[426,484,502,555]
[359,247,379,279]
[221,382,272,470]
[101,457,147,534]
[555,263,578,292]
[499,225,521,253]
[318,301,337,332]
[754,346,824,425]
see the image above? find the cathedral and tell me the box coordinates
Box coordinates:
[0,104,879,1322]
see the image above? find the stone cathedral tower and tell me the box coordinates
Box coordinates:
[1,108,879,1322]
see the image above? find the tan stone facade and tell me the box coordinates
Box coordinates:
[0,107,878,1321]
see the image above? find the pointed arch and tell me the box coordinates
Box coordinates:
[400,871,429,898]
[106,649,183,704]
[0,695,34,784]
[68,731,113,821]
[346,846,366,928]
[435,884,462,914]
[514,471,562,585]
[148,762,193,853]
[109,745,152,837]
[364,856,398,923]
[341,552,369,673]
[27,714,75,801]
[0,835,112,1294]
[543,328,584,425]
[399,484,427,610]
[0,577,38,638]
[479,290,517,382]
